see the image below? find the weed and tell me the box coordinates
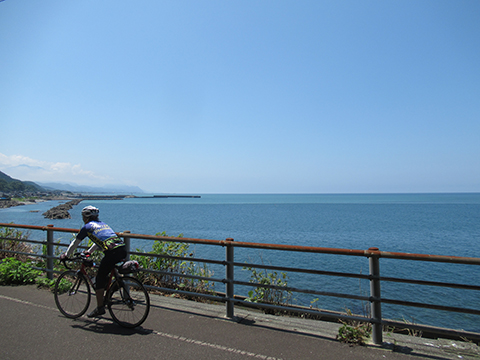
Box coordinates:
[336,308,372,345]
[310,297,320,308]
[337,323,370,345]
[400,316,423,337]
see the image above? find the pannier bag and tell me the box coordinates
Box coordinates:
[84,258,95,267]
[118,260,140,274]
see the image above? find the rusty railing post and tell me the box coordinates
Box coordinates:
[368,247,382,344]
[46,224,54,280]
[225,238,235,318]
[122,231,131,260]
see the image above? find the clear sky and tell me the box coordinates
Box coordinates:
[1,1,479,194]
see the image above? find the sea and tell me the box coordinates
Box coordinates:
[1,193,480,332]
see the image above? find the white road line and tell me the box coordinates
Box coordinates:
[150,329,283,360]
[0,294,283,360]
[0,294,57,311]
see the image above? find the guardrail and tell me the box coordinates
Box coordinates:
[1,222,479,344]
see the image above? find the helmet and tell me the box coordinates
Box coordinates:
[81,206,99,218]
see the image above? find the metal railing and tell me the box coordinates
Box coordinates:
[1,222,479,344]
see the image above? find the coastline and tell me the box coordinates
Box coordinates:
[0,196,83,219]
[0,196,74,209]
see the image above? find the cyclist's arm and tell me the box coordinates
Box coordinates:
[65,236,83,257]
[87,243,100,253]
[65,227,88,257]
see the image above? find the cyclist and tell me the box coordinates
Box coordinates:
[60,205,127,318]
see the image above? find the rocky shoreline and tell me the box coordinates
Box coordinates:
[0,200,25,209]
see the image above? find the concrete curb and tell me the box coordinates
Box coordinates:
[150,294,480,360]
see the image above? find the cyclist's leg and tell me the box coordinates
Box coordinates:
[89,246,127,317]
[87,255,110,317]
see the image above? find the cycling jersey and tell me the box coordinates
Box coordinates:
[66,220,124,256]
[79,221,124,251]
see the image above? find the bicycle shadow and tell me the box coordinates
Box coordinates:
[68,316,153,336]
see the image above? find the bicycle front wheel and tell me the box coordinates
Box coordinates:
[54,270,91,318]
[106,276,150,328]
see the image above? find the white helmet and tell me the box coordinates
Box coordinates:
[81,206,99,218]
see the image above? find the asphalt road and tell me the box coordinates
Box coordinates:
[0,285,475,360]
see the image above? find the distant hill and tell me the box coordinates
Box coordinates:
[38,182,144,194]
[0,170,45,192]
[0,170,144,194]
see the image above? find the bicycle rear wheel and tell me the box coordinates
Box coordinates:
[106,276,150,328]
[54,270,91,318]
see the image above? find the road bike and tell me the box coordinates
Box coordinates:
[54,252,150,328]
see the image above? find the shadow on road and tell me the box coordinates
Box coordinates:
[68,316,154,336]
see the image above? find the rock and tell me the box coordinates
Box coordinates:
[42,199,83,219]
[0,200,22,209]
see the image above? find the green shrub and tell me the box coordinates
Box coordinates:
[0,226,34,261]
[36,275,78,294]
[0,257,41,285]
[36,277,56,290]
[244,265,291,308]
[131,232,214,295]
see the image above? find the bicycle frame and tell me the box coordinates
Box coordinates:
[62,254,122,296]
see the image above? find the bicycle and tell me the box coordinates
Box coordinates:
[54,252,150,328]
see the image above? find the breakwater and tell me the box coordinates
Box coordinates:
[153,195,201,198]
[42,199,83,219]
[77,195,201,200]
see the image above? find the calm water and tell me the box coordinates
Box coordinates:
[1,193,480,332]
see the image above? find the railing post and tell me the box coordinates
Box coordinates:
[225,238,234,318]
[368,247,382,344]
[46,224,54,280]
[122,231,131,260]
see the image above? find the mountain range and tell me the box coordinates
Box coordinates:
[0,170,143,194]
[0,170,44,192]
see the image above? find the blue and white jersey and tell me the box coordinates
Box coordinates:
[78,221,124,251]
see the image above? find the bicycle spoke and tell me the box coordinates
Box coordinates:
[107,276,150,328]
[54,270,91,318]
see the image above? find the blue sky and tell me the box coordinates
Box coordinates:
[1,1,479,193]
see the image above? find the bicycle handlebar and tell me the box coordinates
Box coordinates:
[60,252,92,270]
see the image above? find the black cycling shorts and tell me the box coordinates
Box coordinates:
[96,246,127,289]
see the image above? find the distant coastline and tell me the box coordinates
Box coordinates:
[0,193,202,210]
[0,196,71,209]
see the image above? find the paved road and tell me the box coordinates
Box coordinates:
[0,285,477,360]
